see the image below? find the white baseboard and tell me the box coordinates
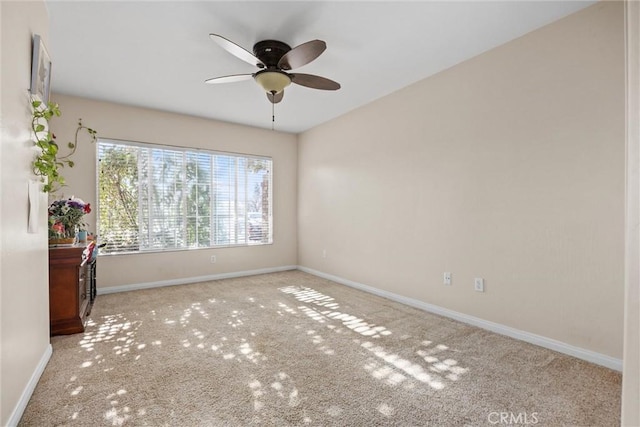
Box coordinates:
[297,266,623,372]
[6,343,52,427]
[97,265,298,295]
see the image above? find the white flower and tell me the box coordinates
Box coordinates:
[69,195,86,204]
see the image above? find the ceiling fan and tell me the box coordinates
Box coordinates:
[205,34,341,105]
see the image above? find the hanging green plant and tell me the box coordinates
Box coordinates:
[31,99,97,193]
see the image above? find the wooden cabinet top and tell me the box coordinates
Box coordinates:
[49,246,85,262]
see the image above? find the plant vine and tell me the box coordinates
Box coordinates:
[31,99,97,193]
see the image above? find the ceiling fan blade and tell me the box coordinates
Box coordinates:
[278,40,326,70]
[291,73,341,90]
[205,74,253,84]
[267,91,284,104]
[209,34,264,67]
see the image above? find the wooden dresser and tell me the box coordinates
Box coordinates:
[48,245,97,335]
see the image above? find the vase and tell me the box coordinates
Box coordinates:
[49,237,76,245]
[77,230,87,243]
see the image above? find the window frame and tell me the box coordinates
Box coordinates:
[96,137,274,256]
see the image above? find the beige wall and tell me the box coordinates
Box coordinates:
[622,0,640,424]
[298,2,625,358]
[50,95,298,288]
[0,1,51,425]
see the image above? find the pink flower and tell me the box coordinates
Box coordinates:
[52,222,65,234]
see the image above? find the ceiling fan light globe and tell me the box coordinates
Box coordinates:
[255,71,291,94]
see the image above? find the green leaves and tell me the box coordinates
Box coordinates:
[48,142,58,155]
[31,100,97,193]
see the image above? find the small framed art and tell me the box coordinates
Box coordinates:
[30,34,52,104]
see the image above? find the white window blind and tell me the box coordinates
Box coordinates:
[97,139,272,254]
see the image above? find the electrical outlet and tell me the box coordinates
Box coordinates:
[474,278,484,292]
[210,255,216,264]
[444,272,451,285]
[322,249,327,259]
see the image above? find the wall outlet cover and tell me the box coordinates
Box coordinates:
[444,272,452,285]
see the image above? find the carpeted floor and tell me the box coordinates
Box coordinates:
[20,270,621,426]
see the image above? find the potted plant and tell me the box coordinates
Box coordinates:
[31,100,97,193]
[48,196,91,245]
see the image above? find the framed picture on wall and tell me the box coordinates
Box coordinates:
[30,34,52,104]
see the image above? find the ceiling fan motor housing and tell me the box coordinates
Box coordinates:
[253,40,291,68]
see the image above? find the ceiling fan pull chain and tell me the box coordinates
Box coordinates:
[271,97,275,131]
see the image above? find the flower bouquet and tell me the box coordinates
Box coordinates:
[48,196,91,244]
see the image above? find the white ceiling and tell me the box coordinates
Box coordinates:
[46,1,594,134]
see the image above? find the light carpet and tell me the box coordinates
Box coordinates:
[20,270,621,426]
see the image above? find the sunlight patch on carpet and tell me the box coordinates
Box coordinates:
[279,285,391,338]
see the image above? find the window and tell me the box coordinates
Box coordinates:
[97,139,272,254]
